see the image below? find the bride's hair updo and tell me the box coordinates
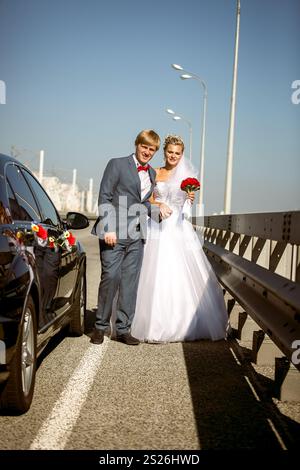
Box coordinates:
[163,134,185,153]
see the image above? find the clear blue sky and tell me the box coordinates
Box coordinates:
[0,0,299,214]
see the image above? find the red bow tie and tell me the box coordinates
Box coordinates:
[137,164,149,172]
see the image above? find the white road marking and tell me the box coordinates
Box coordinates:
[30,338,109,450]
[266,418,287,450]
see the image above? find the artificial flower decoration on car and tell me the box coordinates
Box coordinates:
[56,230,76,251]
[16,224,76,252]
[31,223,48,240]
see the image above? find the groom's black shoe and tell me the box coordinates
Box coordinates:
[90,328,105,344]
[116,332,140,345]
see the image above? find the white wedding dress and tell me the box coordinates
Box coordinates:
[131,159,228,343]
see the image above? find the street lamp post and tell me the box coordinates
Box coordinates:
[224,0,241,214]
[165,108,193,161]
[39,150,44,184]
[171,64,207,207]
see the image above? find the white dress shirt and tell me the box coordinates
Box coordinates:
[133,154,151,201]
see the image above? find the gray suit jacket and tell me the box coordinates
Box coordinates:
[91,154,160,241]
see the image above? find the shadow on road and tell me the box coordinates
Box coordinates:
[182,339,300,449]
[84,308,96,335]
[36,307,100,371]
[36,306,97,370]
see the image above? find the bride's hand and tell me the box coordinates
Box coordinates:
[187,191,195,204]
[159,203,173,219]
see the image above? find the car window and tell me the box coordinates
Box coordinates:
[22,170,60,227]
[6,180,23,220]
[6,164,41,222]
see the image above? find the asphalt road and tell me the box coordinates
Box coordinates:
[0,226,299,450]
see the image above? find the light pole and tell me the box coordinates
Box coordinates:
[72,168,77,196]
[39,150,44,184]
[87,177,93,213]
[224,0,241,214]
[171,64,207,207]
[165,108,192,161]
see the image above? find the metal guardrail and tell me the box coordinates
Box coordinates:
[192,211,300,371]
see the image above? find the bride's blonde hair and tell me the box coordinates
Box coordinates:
[163,134,185,153]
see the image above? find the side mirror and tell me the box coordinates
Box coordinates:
[65,212,89,230]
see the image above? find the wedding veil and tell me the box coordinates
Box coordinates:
[168,154,198,186]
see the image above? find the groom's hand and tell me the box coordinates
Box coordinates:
[104,232,117,246]
[159,203,173,220]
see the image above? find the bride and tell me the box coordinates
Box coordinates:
[131,134,229,342]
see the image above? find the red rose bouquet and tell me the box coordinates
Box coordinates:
[180,177,201,193]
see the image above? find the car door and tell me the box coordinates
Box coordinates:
[5,163,50,328]
[21,169,78,316]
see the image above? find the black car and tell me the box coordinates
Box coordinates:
[0,153,89,413]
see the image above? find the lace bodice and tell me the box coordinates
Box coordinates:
[153,181,187,210]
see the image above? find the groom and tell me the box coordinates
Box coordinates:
[91,129,163,345]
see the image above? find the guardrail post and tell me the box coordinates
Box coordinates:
[252,330,283,366]
[227,298,239,332]
[274,358,300,402]
[237,312,259,342]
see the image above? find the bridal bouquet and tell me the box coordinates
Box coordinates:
[180,177,201,193]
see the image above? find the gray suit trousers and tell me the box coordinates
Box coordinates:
[95,238,144,334]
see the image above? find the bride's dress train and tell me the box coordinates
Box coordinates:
[131,178,228,343]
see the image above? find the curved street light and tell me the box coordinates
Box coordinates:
[165,108,192,161]
[171,64,207,208]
